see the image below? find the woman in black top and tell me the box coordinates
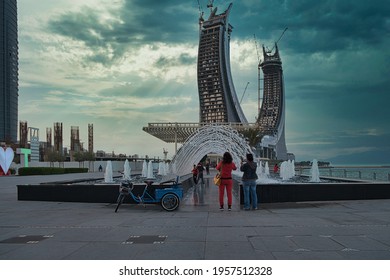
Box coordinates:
[240,153,258,210]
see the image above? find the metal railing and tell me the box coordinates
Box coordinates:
[296,167,390,182]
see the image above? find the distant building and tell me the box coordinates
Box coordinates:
[19,121,28,148]
[53,122,63,154]
[197,3,247,123]
[29,127,39,162]
[88,123,93,153]
[257,43,288,160]
[0,0,18,143]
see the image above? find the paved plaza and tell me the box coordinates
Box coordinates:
[1,172,390,260]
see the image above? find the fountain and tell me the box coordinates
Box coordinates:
[256,160,265,179]
[258,161,264,178]
[165,162,170,174]
[104,160,114,183]
[147,160,154,179]
[309,159,321,182]
[123,159,131,180]
[265,162,270,177]
[141,160,148,178]
[158,161,167,176]
[279,160,295,181]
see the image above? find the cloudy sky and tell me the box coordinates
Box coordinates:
[18,0,390,164]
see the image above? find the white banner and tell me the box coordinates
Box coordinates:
[0,260,389,280]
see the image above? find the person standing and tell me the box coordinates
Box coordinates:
[192,164,199,184]
[240,154,258,210]
[196,162,205,184]
[205,160,210,175]
[273,163,279,174]
[216,152,237,211]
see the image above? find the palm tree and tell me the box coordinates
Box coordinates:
[241,125,263,148]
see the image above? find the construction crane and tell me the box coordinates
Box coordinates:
[197,0,204,18]
[254,34,261,65]
[268,27,288,53]
[254,34,262,116]
[239,82,250,104]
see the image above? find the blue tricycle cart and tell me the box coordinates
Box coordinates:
[115,178,183,212]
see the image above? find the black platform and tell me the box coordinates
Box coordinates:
[17,177,390,204]
[17,178,194,204]
[239,182,390,204]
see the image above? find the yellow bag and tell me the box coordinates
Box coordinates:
[214,162,223,186]
[213,173,221,186]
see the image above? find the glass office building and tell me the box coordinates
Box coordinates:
[0,0,18,143]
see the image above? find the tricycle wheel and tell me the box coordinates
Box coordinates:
[161,193,180,211]
[115,194,125,213]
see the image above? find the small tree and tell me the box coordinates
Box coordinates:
[74,151,95,168]
[241,125,263,149]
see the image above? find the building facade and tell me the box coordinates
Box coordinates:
[0,0,18,143]
[257,43,288,160]
[197,3,247,124]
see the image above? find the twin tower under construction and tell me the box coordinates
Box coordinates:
[143,2,289,160]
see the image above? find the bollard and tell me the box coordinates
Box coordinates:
[344,169,347,178]
[373,172,377,180]
[358,171,361,179]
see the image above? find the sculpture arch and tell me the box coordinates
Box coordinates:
[171,125,253,176]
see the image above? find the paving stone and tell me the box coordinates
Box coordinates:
[1,173,390,260]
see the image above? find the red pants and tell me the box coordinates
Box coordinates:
[219,179,233,206]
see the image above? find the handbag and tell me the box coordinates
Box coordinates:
[214,163,223,186]
[213,173,221,186]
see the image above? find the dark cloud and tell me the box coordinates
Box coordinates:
[154,53,196,68]
[120,0,197,42]
[47,0,199,66]
[231,0,390,53]
[47,1,390,64]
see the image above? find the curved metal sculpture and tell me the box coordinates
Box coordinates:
[171,124,253,176]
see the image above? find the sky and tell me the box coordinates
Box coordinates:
[18,0,390,164]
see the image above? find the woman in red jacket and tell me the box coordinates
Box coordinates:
[216,152,237,211]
